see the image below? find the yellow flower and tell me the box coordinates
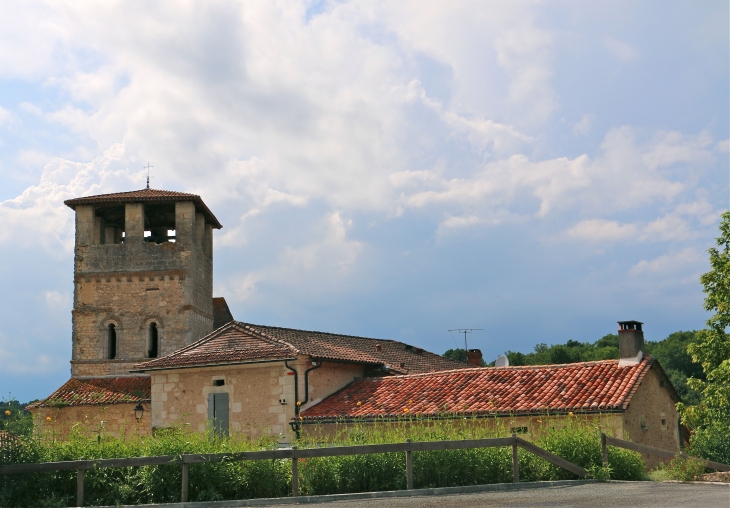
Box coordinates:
[408,399,413,404]
[46,416,52,421]
[356,401,362,406]
[299,416,303,421]
[296,401,301,406]
[4,410,10,416]
[403,408,410,413]
[536,419,542,423]
[568,412,574,417]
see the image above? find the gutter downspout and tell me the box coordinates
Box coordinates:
[284,360,300,438]
[301,359,323,408]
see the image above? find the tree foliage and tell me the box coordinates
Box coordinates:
[678,211,730,463]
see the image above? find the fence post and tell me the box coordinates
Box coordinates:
[181,454,189,503]
[601,433,608,467]
[291,446,299,497]
[405,439,413,490]
[511,434,519,483]
[76,469,84,507]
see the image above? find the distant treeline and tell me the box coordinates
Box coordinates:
[444,331,702,405]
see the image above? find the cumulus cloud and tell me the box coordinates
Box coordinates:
[630,248,703,275]
[566,219,638,242]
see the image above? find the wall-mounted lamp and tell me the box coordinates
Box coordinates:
[134,402,144,421]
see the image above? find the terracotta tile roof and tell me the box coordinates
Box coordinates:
[64,188,222,228]
[27,377,151,408]
[134,321,467,374]
[300,356,659,421]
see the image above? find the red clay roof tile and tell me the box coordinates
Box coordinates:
[28,377,151,408]
[300,356,657,420]
[134,321,467,374]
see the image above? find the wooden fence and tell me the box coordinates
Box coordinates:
[0,434,586,507]
[600,433,730,472]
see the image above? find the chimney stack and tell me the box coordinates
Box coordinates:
[618,320,644,366]
[466,349,483,366]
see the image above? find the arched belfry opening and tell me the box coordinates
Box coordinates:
[148,323,159,358]
[62,188,222,378]
[107,324,117,360]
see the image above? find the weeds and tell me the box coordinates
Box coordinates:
[0,415,645,507]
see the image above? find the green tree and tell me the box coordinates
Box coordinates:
[443,348,467,363]
[678,211,730,463]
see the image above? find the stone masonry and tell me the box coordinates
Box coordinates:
[71,196,218,378]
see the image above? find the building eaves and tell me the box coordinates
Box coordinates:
[64,188,222,229]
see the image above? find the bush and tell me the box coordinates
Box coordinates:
[661,456,707,482]
[1,416,646,506]
[686,423,730,465]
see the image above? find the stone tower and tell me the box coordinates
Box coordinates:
[64,188,222,378]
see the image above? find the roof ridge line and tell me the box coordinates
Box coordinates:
[236,321,401,344]
[237,322,301,354]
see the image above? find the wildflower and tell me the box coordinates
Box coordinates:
[356,401,362,406]
[46,416,52,421]
[403,408,410,413]
[409,399,413,404]
[4,410,10,416]
[299,416,303,421]
[296,401,301,406]
[536,419,542,423]
[568,412,574,417]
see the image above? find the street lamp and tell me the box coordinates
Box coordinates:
[134,402,144,421]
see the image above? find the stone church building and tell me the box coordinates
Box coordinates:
[29,188,683,465]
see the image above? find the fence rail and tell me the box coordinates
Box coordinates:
[600,433,730,472]
[0,434,588,507]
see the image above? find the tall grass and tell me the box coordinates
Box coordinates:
[0,415,644,507]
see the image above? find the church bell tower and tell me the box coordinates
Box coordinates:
[64,188,222,378]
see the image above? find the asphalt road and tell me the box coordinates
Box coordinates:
[294,482,729,508]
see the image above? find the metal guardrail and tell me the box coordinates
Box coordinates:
[600,433,730,472]
[0,434,587,506]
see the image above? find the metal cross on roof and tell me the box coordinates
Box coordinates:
[144,163,153,189]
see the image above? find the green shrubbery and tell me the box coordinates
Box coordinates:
[1,416,644,507]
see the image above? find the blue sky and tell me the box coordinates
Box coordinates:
[0,1,727,403]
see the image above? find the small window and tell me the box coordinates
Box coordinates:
[511,426,528,434]
[640,415,648,431]
[148,323,159,358]
[213,379,225,387]
[660,412,667,430]
[107,324,117,360]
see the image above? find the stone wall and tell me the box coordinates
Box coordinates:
[302,413,625,442]
[31,403,151,440]
[148,357,367,440]
[622,366,680,469]
[71,200,215,378]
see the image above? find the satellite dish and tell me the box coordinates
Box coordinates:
[495,355,509,368]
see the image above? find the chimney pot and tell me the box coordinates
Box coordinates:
[466,349,483,366]
[618,320,645,366]
[375,343,382,353]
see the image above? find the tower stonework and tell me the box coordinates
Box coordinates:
[64,189,223,378]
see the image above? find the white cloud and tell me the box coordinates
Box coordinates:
[630,248,702,275]
[566,219,638,242]
[572,114,594,136]
[716,139,730,153]
[603,36,639,62]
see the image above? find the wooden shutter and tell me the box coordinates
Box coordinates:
[215,393,229,437]
[207,393,215,434]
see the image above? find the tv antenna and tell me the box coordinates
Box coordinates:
[448,328,484,351]
[144,163,153,189]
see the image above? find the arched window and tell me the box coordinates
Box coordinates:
[108,324,117,360]
[148,323,159,358]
